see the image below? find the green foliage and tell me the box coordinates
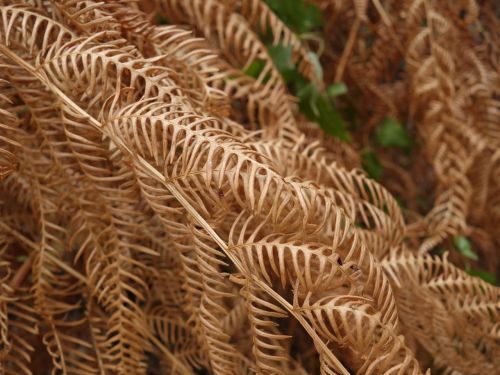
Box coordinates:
[264,0,323,34]
[467,268,497,285]
[244,59,266,78]
[452,236,497,285]
[298,84,350,140]
[262,42,350,140]
[260,0,350,141]
[267,44,296,82]
[453,236,479,261]
[361,150,382,180]
[327,83,348,97]
[307,51,323,81]
[376,117,412,151]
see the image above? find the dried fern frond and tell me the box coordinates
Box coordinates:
[0,1,498,374]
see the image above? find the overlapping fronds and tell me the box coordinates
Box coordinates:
[0,1,498,374]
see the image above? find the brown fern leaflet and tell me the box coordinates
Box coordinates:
[0,1,498,374]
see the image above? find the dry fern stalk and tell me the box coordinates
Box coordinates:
[0,1,498,374]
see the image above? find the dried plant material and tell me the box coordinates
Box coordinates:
[0,1,498,375]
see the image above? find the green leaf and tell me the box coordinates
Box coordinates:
[361,151,382,180]
[453,236,479,261]
[297,84,349,141]
[315,94,350,141]
[307,52,323,81]
[297,82,320,116]
[327,83,348,97]
[302,3,324,32]
[265,41,350,141]
[16,255,27,262]
[376,117,412,150]
[264,0,323,34]
[468,268,497,285]
[267,44,296,82]
[264,0,284,12]
[243,59,266,78]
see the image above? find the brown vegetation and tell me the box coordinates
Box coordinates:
[0,1,498,374]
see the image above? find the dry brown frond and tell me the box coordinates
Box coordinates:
[0,1,498,374]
